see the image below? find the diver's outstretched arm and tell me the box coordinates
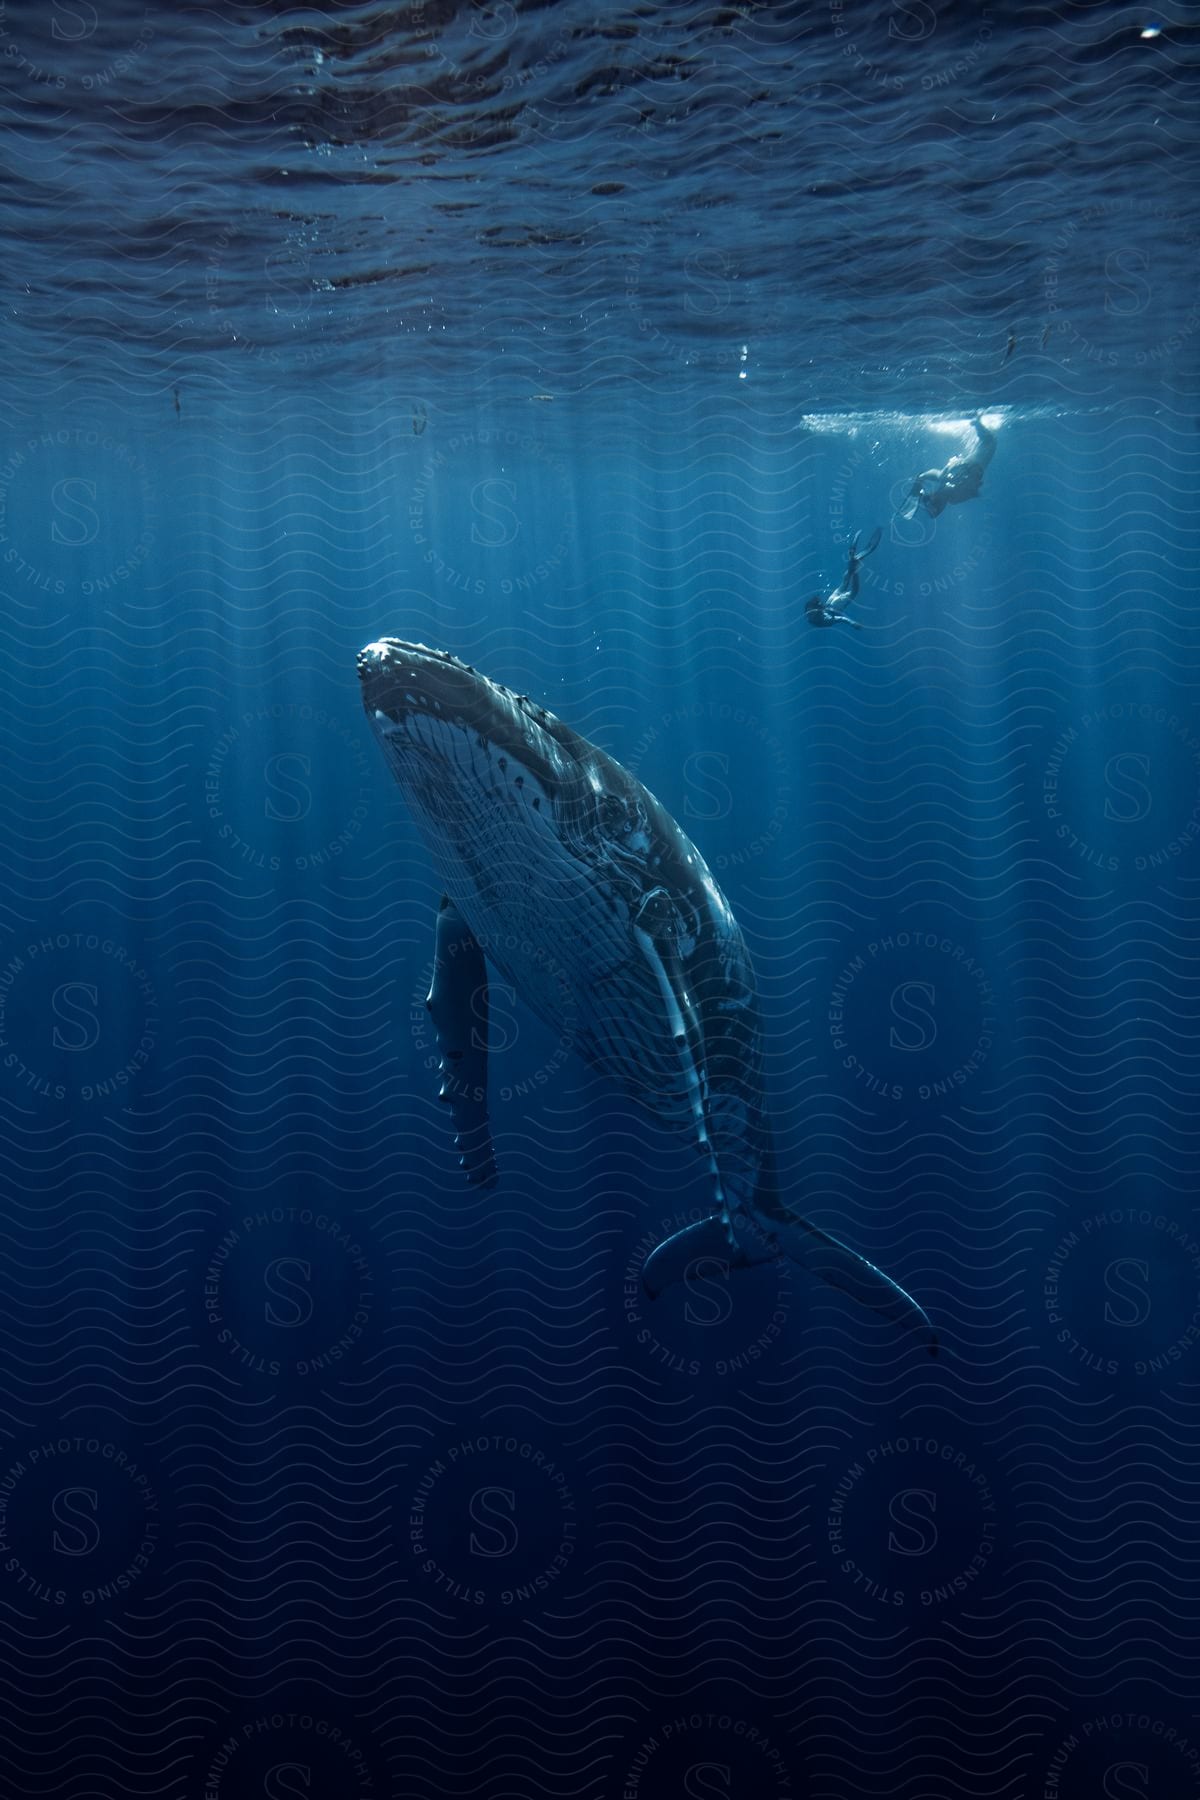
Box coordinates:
[970,414,996,465]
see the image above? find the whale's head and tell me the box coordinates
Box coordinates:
[358,639,582,789]
[358,637,632,864]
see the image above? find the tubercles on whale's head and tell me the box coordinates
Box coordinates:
[357,638,478,721]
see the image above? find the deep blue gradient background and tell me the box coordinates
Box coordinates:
[2,3,1200,1797]
[2,396,1199,1798]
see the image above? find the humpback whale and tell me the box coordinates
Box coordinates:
[359,639,936,1353]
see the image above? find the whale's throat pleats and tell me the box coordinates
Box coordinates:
[375,711,644,1057]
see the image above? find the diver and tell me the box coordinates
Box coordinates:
[899,414,996,521]
[805,526,881,630]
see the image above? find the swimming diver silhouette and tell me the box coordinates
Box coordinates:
[805,526,882,630]
[899,414,996,521]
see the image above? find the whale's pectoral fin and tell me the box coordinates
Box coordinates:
[633,890,735,1245]
[643,1205,937,1356]
[426,894,498,1189]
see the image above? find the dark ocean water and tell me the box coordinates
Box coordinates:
[2,2,1200,1797]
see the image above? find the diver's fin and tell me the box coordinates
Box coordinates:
[425,894,498,1189]
[862,524,882,557]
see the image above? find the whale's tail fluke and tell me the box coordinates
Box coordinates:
[770,1206,937,1354]
[642,1203,937,1355]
